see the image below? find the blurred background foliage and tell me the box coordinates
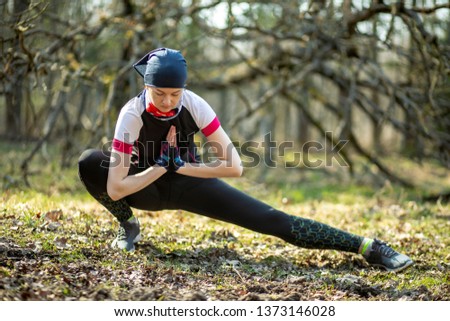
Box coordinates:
[0,0,449,194]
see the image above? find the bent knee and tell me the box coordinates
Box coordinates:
[78,149,109,169]
[78,149,110,181]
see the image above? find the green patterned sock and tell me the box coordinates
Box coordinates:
[290,216,363,253]
[96,192,133,223]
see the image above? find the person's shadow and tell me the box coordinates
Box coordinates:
[136,240,367,274]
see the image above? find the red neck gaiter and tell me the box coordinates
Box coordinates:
[146,102,177,118]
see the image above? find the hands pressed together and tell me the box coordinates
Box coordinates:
[155,125,185,172]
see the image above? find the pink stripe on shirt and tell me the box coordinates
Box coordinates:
[201,116,220,137]
[112,138,133,154]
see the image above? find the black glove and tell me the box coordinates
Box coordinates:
[167,146,185,172]
[155,142,185,172]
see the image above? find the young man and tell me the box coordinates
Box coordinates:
[78,48,413,272]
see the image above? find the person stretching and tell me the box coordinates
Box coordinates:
[78,48,413,272]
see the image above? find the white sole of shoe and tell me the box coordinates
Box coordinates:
[133,233,142,243]
[111,233,142,252]
[372,260,414,272]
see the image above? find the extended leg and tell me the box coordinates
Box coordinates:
[172,176,413,271]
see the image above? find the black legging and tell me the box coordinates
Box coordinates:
[78,149,363,253]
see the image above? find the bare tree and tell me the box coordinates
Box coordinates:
[0,0,448,189]
[2,0,31,139]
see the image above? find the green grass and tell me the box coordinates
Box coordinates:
[0,141,449,300]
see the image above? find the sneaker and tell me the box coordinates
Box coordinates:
[111,217,141,252]
[364,239,414,272]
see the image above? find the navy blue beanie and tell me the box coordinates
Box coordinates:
[133,48,187,88]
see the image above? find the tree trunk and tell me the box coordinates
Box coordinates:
[402,0,418,156]
[370,13,383,155]
[298,87,310,145]
[4,0,30,139]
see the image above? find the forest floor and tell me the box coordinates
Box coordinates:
[1,142,449,301]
